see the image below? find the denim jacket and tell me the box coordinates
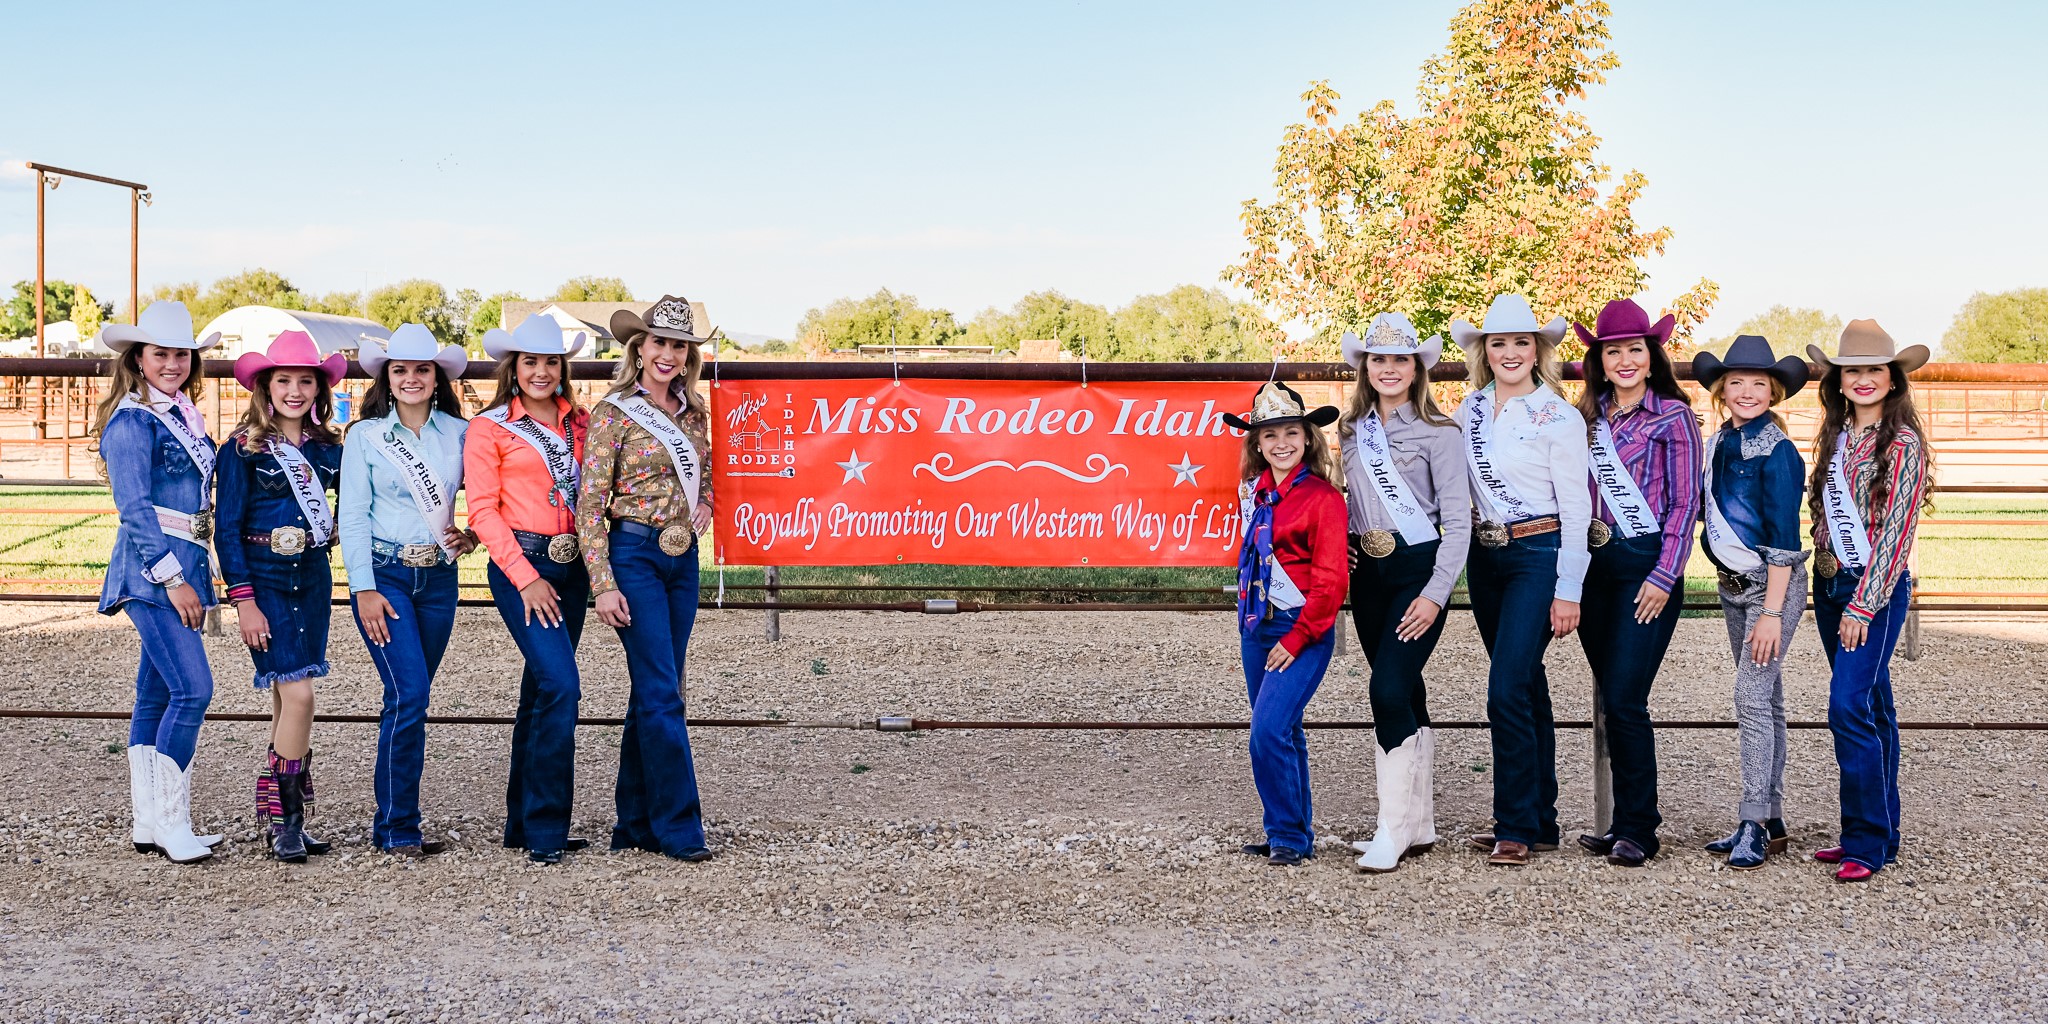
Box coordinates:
[99,403,219,614]
[1704,416,1806,576]
[213,430,343,593]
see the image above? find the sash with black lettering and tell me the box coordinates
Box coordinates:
[1588,415,1660,538]
[1464,387,1535,523]
[1350,411,1439,545]
[602,393,701,507]
[266,437,335,546]
[480,405,579,508]
[1821,432,1873,570]
[120,393,216,503]
[1702,441,1763,573]
[370,424,458,555]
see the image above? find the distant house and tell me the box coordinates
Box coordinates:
[500,301,653,358]
[198,306,392,359]
[0,320,85,357]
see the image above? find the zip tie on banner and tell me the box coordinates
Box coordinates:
[1078,333,1088,389]
[1267,352,1282,384]
[717,566,726,608]
[711,330,722,388]
[892,343,901,387]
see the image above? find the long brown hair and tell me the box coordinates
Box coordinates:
[1239,421,1338,485]
[1706,374,1788,434]
[234,367,339,450]
[607,333,708,417]
[91,344,207,438]
[1807,363,1936,521]
[1338,354,1453,439]
[1574,336,1688,425]
[353,360,465,428]
[482,353,580,417]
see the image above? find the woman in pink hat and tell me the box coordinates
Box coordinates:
[216,330,347,863]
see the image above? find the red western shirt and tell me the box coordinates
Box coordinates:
[1256,468,1350,656]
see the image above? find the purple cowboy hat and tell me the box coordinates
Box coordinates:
[1572,297,1676,349]
[234,330,347,391]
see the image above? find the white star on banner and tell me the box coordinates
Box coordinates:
[837,450,873,484]
[1168,452,1203,487]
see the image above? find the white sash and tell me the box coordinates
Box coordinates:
[1702,440,1763,574]
[1588,415,1660,539]
[602,393,702,508]
[370,423,458,554]
[1464,390,1534,522]
[1266,559,1306,611]
[1822,433,1873,571]
[119,394,215,506]
[266,437,335,546]
[481,405,579,508]
[1350,411,1439,546]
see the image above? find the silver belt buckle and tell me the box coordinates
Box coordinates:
[546,534,579,564]
[189,509,214,542]
[399,543,441,568]
[270,526,308,556]
[1475,520,1510,548]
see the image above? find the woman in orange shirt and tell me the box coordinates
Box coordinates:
[464,314,592,865]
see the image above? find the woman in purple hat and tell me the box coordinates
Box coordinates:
[216,330,348,864]
[1567,298,1703,867]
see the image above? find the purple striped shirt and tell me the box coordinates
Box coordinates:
[1591,391,1703,593]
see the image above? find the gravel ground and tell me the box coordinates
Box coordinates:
[2,601,2045,1022]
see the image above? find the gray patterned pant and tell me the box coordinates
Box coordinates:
[1719,564,1808,822]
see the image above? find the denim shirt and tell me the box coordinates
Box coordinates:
[213,431,343,592]
[99,403,219,615]
[1704,416,1806,575]
[338,409,467,592]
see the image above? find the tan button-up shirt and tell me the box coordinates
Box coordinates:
[1337,400,1472,607]
[576,386,714,596]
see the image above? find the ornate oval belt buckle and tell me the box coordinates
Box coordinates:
[547,533,580,564]
[1476,520,1510,548]
[400,543,440,568]
[657,523,693,556]
[1815,549,1839,578]
[1361,529,1397,559]
[1587,519,1612,548]
[270,526,308,556]
[190,510,215,541]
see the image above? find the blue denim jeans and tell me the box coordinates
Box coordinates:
[1814,568,1910,871]
[1576,532,1683,851]
[488,557,590,851]
[1466,531,1563,847]
[606,528,708,856]
[1240,606,1337,855]
[125,601,215,768]
[1348,538,1447,752]
[353,557,459,849]
[240,542,334,689]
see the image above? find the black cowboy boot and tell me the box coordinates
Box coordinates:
[272,766,308,864]
[298,750,332,855]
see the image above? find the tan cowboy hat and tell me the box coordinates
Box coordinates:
[611,295,716,346]
[1221,382,1339,432]
[1808,319,1929,373]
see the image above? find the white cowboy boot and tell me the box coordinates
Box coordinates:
[1410,726,1439,849]
[150,750,215,864]
[127,744,158,853]
[1352,734,1420,872]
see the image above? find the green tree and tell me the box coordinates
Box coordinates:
[468,291,525,342]
[1108,285,1276,361]
[963,290,1113,356]
[1941,288,2048,362]
[795,289,961,352]
[308,291,364,317]
[366,279,463,346]
[1226,0,1716,359]
[3,280,112,339]
[1702,305,1841,358]
[68,284,106,341]
[551,276,634,302]
[187,268,315,325]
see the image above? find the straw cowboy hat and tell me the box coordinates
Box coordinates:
[1341,312,1443,371]
[482,312,588,361]
[1692,335,1810,398]
[357,323,468,378]
[610,295,716,347]
[1448,293,1568,349]
[233,330,347,390]
[1808,319,1929,374]
[1222,381,1339,432]
[1572,297,1676,349]
[97,300,222,353]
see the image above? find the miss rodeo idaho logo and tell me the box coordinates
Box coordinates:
[724,391,797,478]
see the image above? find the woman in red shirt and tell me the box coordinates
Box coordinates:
[1226,382,1347,867]
[464,314,593,865]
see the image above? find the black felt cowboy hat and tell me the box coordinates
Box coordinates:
[1222,382,1339,432]
[1691,335,1810,398]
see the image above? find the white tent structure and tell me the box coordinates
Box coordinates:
[198,306,391,358]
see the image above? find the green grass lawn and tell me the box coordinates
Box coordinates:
[3,484,2041,605]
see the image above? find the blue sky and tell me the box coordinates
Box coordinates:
[3,1,2043,346]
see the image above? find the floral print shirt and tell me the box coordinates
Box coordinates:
[576,387,714,596]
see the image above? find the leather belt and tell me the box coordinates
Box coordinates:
[513,529,581,565]
[370,538,452,568]
[243,529,326,556]
[154,506,213,543]
[612,518,696,557]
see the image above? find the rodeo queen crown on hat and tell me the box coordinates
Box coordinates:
[1341,312,1443,371]
[357,323,469,378]
[609,295,717,348]
[1223,382,1340,432]
[233,330,347,391]
[482,313,588,361]
[98,300,222,354]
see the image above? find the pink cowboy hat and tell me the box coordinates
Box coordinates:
[234,330,347,390]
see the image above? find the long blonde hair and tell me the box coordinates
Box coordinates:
[1338,354,1453,439]
[1240,421,1338,484]
[233,367,339,450]
[91,344,206,438]
[608,333,708,417]
[1466,333,1564,394]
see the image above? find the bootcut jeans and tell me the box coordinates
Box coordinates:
[488,556,590,852]
[354,556,459,849]
[1240,606,1337,856]
[1576,532,1684,853]
[606,528,709,857]
[1466,530,1563,848]
[1814,569,1910,872]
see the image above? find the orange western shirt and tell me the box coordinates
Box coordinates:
[462,394,590,591]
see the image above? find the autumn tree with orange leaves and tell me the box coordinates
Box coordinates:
[1226,0,1717,361]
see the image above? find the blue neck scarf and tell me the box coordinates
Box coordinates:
[1237,464,1308,631]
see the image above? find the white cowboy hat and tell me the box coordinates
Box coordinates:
[482,313,588,361]
[97,300,222,353]
[1341,312,1442,371]
[357,323,468,378]
[1448,294,1568,349]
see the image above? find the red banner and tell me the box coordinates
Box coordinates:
[709,379,1254,566]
